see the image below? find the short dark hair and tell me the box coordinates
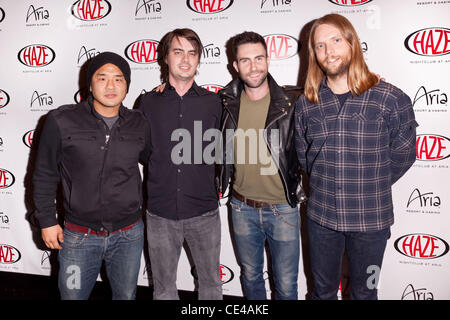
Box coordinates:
[157,28,203,82]
[231,31,267,61]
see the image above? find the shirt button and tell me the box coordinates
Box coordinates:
[179,114,183,118]
[177,169,181,173]
[177,188,181,192]
[100,146,105,150]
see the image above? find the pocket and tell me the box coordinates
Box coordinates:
[201,208,219,217]
[62,228,89,248]
[120,220,144,241]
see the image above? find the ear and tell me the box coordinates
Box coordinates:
[233,61,238,74]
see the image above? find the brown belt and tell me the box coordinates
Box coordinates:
[65,218,141,237]
[232,190,273,209]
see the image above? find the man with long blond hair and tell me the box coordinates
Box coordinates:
[295,14,417,299]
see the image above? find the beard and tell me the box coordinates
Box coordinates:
[241,71,268,89]
[320,56,351,78]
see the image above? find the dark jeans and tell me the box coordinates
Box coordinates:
[307,217,390,300]
[58,220,144,300]
[146,208,222,300]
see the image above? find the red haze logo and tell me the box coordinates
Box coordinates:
[264,34,298,60]
[18,44,55,67]
[0,7,5,23]
[219,264,234,284]
[0,244,21,264]
[394,234,449,259]
[74,88,88,103]
[186,0,234,14]
[71,0,111,21]
[405,28,450,57]
[0,89,10,109]
[201,84,223,93]
[23,130,34,148]
[125,39,159,64]
[329,0,372,6]
[0,168,15,189]
[416,134,450,161]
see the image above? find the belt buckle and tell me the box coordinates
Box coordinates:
[96,228,110,237]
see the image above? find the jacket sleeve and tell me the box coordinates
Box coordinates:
[294,98,308,174]
[33,112,62,228]
[389,92,418,184]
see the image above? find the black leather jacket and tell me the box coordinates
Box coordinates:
[218,74,305,207]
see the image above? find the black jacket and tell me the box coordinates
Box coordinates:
[33,97,150,232]
[219,74,305,207]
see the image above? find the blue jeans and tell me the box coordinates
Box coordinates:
[307,218,390,300]
[58,219,144,300]
[146,208,222,300]
[230,197,300,300]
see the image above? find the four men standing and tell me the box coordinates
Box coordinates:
[33,15,416,300]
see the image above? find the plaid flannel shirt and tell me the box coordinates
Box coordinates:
[295,79,418,232]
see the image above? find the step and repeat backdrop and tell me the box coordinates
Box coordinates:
[1,0,449,300]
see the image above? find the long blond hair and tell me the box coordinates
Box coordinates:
[304,14,379,104]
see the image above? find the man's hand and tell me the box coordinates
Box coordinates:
[41,225,64,250]
[153,83,166,92]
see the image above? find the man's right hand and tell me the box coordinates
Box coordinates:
[41,224,64,250]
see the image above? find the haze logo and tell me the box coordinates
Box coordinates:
[416,134,450,161]
[329,0,373,5]
[71,0,112,21]
[413,86,447,107]
[219,264,234,284]
[394,234,449,259]
[135,0,161,16]
[0,244,21,264]
[405,28,450,57]
[26,5,49,23]
[74,88,88,103]
[0,168,15,189]
[78,46,100,65]
[30,90,53,109]
[0,7,5,23]
[186,0,234,14]
[264,34,298,60]
[18,44,55,67]
[201,84,223,93]
[407,188,441,209]
[125,39,159,64]
[401,284,434,300]
[261,0,291,9]
[23,130,34,148]
[0,89,10,109]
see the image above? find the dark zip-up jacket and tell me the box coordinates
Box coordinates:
[219,74,305,207]
[33,97,150,232]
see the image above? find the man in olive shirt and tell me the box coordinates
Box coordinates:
[219,32,303,300]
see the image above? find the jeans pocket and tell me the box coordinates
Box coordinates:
[120,220,144,241]
[230,197,243,211]
[62,229,89,248]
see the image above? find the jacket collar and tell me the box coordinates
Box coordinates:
[161,80,207,97]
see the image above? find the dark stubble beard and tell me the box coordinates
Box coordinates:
[243,72,268,89]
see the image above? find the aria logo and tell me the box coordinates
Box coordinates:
[264,34,298,60]
[407,188,440,209]
[405,28,450,57]
[71,0,112,21]
[18,44,55,67]
[125,39,159,64]
[328,0,373,5]
[0,89,10,109]
[78,46,100,65]
[394,233,449,259]
[31,90,53,108]
[23,130,34,148]
[401,284,434,300]
[135,0,161,16]
[0,244,21,264]
[416,134,450,161]
[26,5,49,23]
[186,0,234,14]
[0,168,15,189]
[413,86,447,107]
